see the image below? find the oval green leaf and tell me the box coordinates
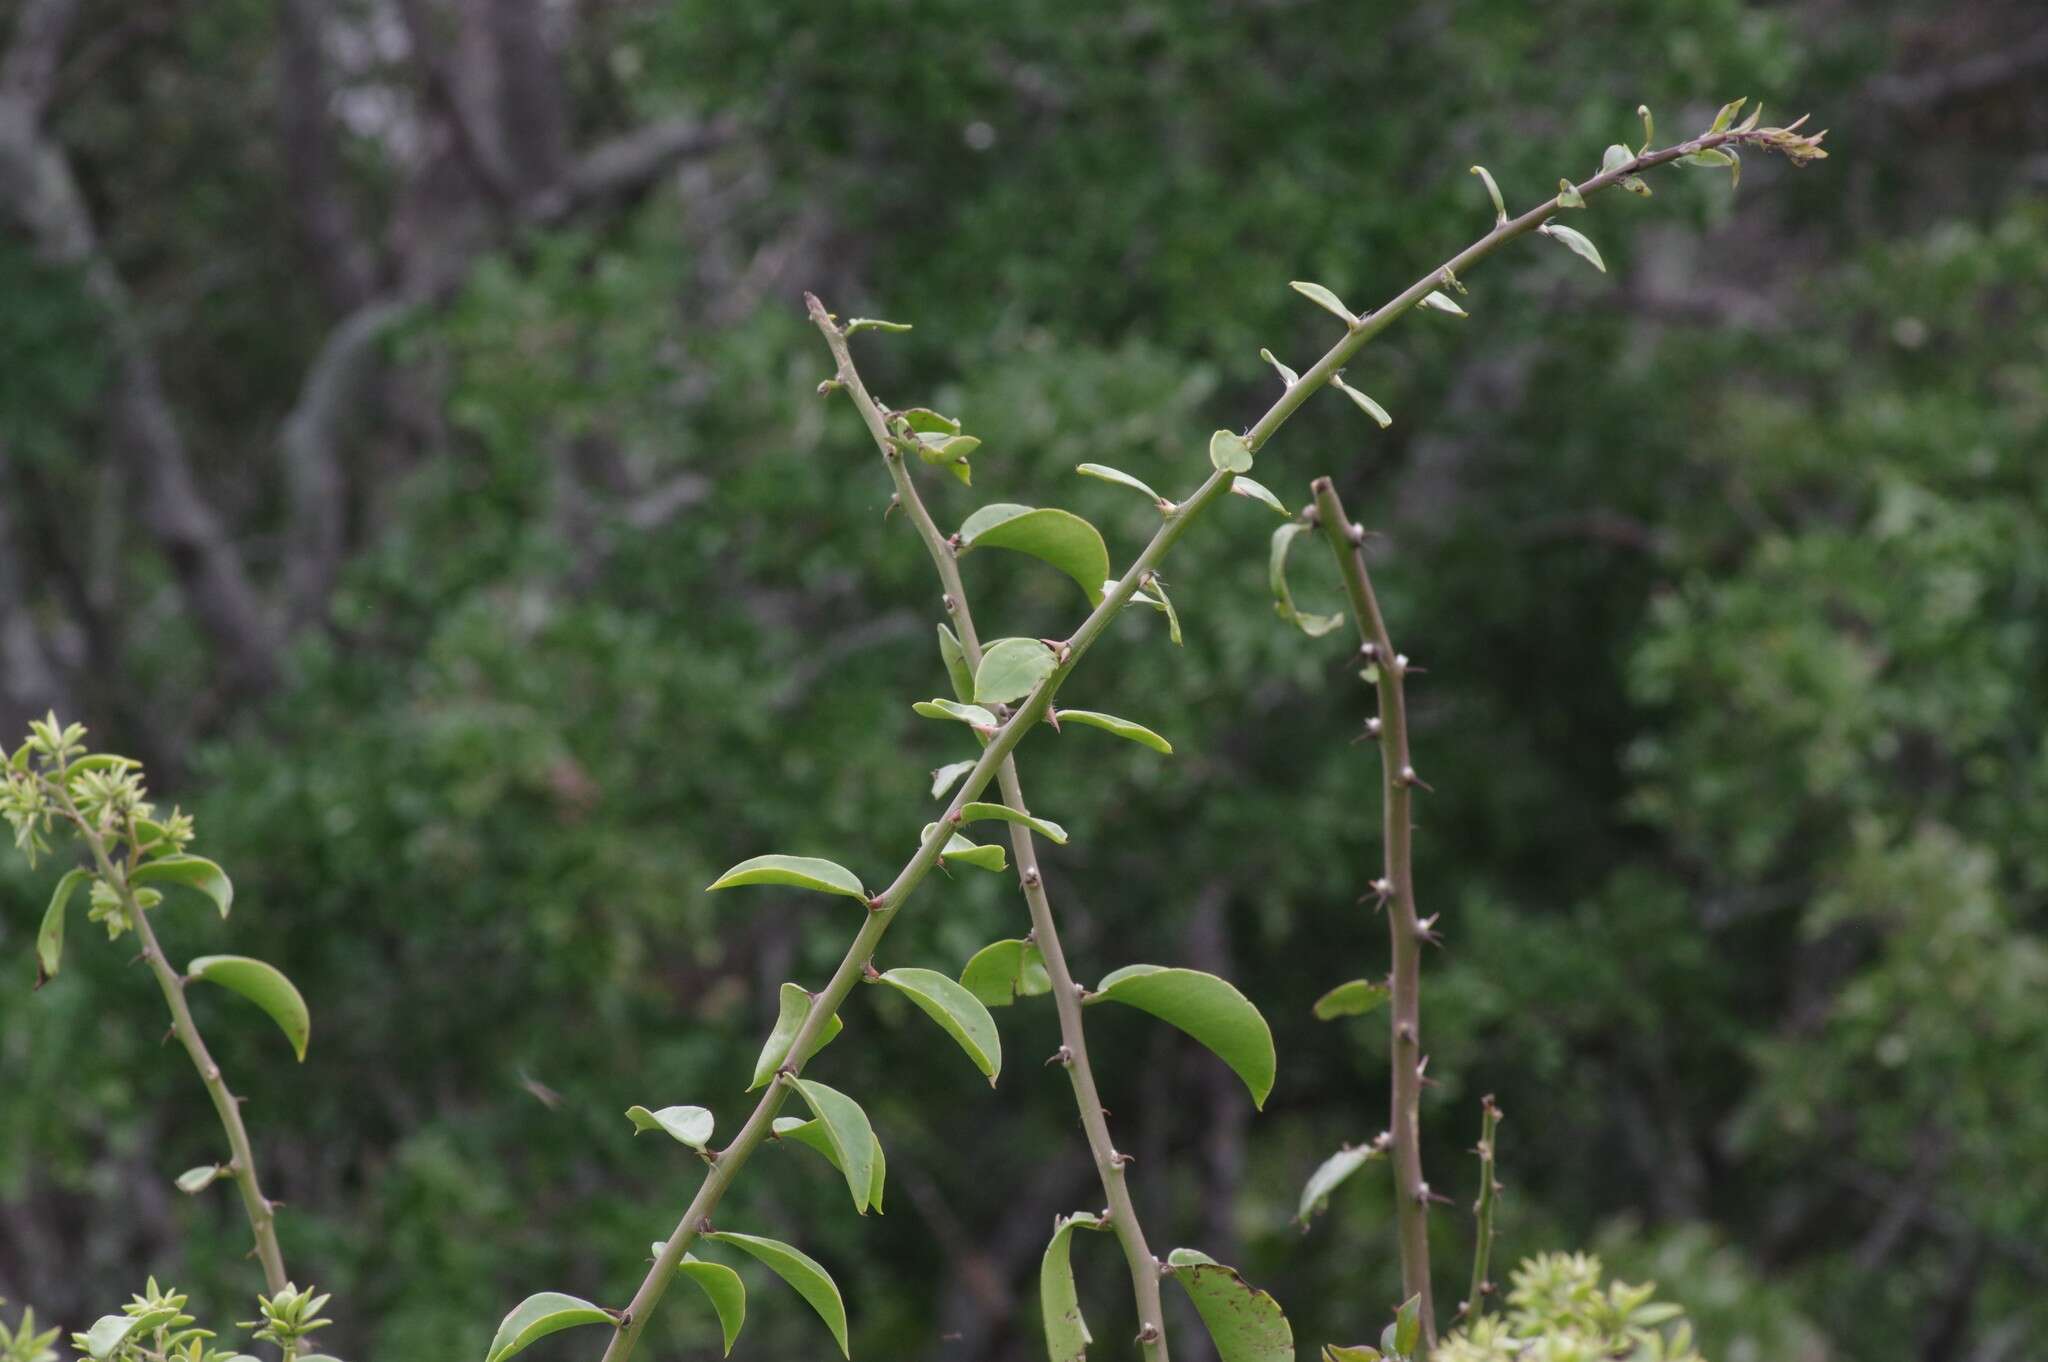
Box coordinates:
[708,855,867,902]
[880,967,1002,1084]
[1168,1259,1295,1362]
[914,698,998,728]
[974,638,1059,706]
[793,1078,878,1214]
[1231,477,1289,516]
[1051,709,1172,755]
[1040,1211,1107,1362]
[1540,222,1606,273]
[1297,1142,1385,1225]
[1332,375,1393,429]
[959,938,1052,1007]
[937,624,975,702]
[898,407,960,435]
[1209,429,1253,474]
[925,825,1008,873]
[625,1104,714,1151]
[957,802,1068,845]
[1076,464,1167,506]
[1288,280,1356,325]
[35,866,91,986]
[772,1118,887,1212]
[1417,290,1467,318]
[1394,1293,1423,1356]
[702,1232,848,1358]
[674,1254,746,1356]
[1269,523,1345,638]
[959,504,1110,606]
[79,1314,150,1362]
[482,1292,614,1362]
[186,955,311,1061]
[1258,348,1300,388]
[751,982,844,1092]
[930,760,976,801]
[1313,979,1391,1020]
[130,854,232,918]
[175,1164,226,1194]
[1090,965,1275,1108]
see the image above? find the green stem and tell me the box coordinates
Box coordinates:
[1310,476,1434,1349]
[1461,1096,1504,1324]
[811,293,1173,1362]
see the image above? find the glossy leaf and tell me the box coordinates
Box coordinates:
[625,1104,714,1151]
[1540,222,1606,273]
[1167,1248,1220,1267]
[674,1254,746,1356]
[187,955,311,1061]
[1052,709,1172,755]
[1169,1258,1295,1362]
[843,317,911,334]
[930,760,976,800]
[772,1118,887,1211]
[130,854,232,917]
[708,855,867,902]
[958,802,1069,845]
[1258,348,1300,388]
[915,698,998,728]
[898,407,960,435]
[1270,522,1345,638]
[975,638,1059,705]
[1297,1143,1385,1224]
[959,938,1053,1007]
[959,504,1110,605]
[1332,374,1393,428]
[1710,95,1746,132]
[1601,142,1633,175]
[751,982,844,1091]
[175,1164,225,1194]
[1231,477,1288,516]
[794,1078,878,1213]
[1040,1211,1106,1362]
[34,866,90,985]
[1394,1295,1423,1356]
[1089,965,1276,1108]
[1289,280,1356,325]
[79,1315,152,1362]
[881,967,1002,1083]
[703,1232,848,1357]
[1469,165,1506,223]
[1076,464,1167,506]
[1417,290,1467,318]
[483,1292,613,1362]
[926,826,1007,873]
[937,624,975,702]
[1209,429,1253,474]
[1313,979,1391,1020]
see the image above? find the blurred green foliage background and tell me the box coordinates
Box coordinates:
[1,1,2043,1359]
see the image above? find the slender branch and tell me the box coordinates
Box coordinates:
[48,785,289,1295]
[809,294,1173,1362]
[594,113,1820,1362]
[1460,1096,1503,1324]
[1311,476,1435,1345]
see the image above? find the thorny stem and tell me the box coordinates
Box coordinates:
[596,118,1814,1362]
[48,783,290,1296]
[1310,477,1434,1347]
[809,292,1173,1362]
[1461,1096,1504,1324]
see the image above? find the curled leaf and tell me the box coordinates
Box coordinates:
[958,801,1068,844]
[1076,464,1168,507]
[1168,1257,1296,1362]
[186,955,311,1061]
[1312,978,1391,1020]
[702,1232,848,1357]
[1231,477,1289,516]
[1417,290,1467,319]
[959,504,1111,605]
[974,638,1059,705]
[960,938,1053,1007]
[914,698,998,728]
[483,1293,614,1362]
[792,1079,879,1213]
[751,982,844,1091]
[35,866,90,985]
[771,1119,887,1212]
[708,855,867,902]
[1259,348,1300,389]
[625,1105,715,1151]
[937,624,975,702]
[130,854,232,918]
[1297,1142,1385,1224]
[1332,375,1392,429]
[1089,964,1276,1108]
[1288,280,1356,325]
[1051,709,1173,755]
[1470,165,1506,223]
[930,760,976,801]
[843,317,911,334]
[1270,522,1345,638]
[1556,179,1584,209]
[1040,1212,1108,1362]
[1539,222,1607,274]
[175,1164,226,1194]
[673,1255,746,1356]
[1209,430,1253,474]
[925,826,1008,873]
[880,967,1002,1082]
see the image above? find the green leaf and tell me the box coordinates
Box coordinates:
[925,826,1008,872]
[1556,179,1584,208]
[959,504,1110,606]
[975,638,1059,706]
[1168,1258,1295,1362]
[708,855,867,902]
[483,1293,614,1362]
[791,1079,879,1213]
[1288,280,1356,325]
[914,433,981,464]
[751,982,844,1091]
[1710,95,1746,132]
[959,938,1053,1007]
[1148,577,1183,646]
[880,967,1002,1083]
[930,761,976,801]
[772,1118,888,1211]
[78,1315,151,1362]
[1089,965,1276,1108]
[1258,348,1300,388]
[1297,1143,1385,1224]
[937,625,975,702]
[915,698,998,728]
[898,407,960,435]
[1469,165,1506,223]
[1040,1212,1107,1362]
[1209,429,1253,474]
[1332,375,1393,428]
[1323,1346,1383,1362]
[1076,464,1168,506]
[1417,290,1467,318]
[1231,477,1288,516]
[1540,222,1606,273]
[958,802,1068,845]
[625,1104,714,1151]
[1270,522,1345,638]
[1312,979,1390,1020]
[1052,709,1173,755]
[674,1254,746,1356]
[703,1232,848,1357]
[844,317,911,334]
[130,854,232,918]
[1394,1294,1423,1356]
[1601,143,1633,175]
[1636,103,1655,151]
[175,1164,225,1194]
[186,955,311,1061]
[34,866,90,985]
[1167,1248,1220,1267]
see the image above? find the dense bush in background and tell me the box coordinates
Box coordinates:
[2,2,2042,1359]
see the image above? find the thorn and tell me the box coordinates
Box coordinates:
[1400,765,1434,792]
[1021,867,1041,888]
[1371,877,1394,901]
[866,894,886,913]
[942,591,957,611]
[1365,716,1383,738]
[948,809,963,824]
[698,1217,715,1235]
[1135,1323,1161,1345]
[162,1025,176,1046]
[1426,1188,1454,1206]
[1046,709,1063,733]
[862,962,881,982]
[1346,521,1365,546]
[1372,1131,1394,1151]
[1047,1045,1074,1067]
[1360,642,1379,663]
[946,534,963,553]
[1072,981,1089,1000]
[1397,1022,1417,1046]
[1109,1150,1134,1168]
[883,494,899,521]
